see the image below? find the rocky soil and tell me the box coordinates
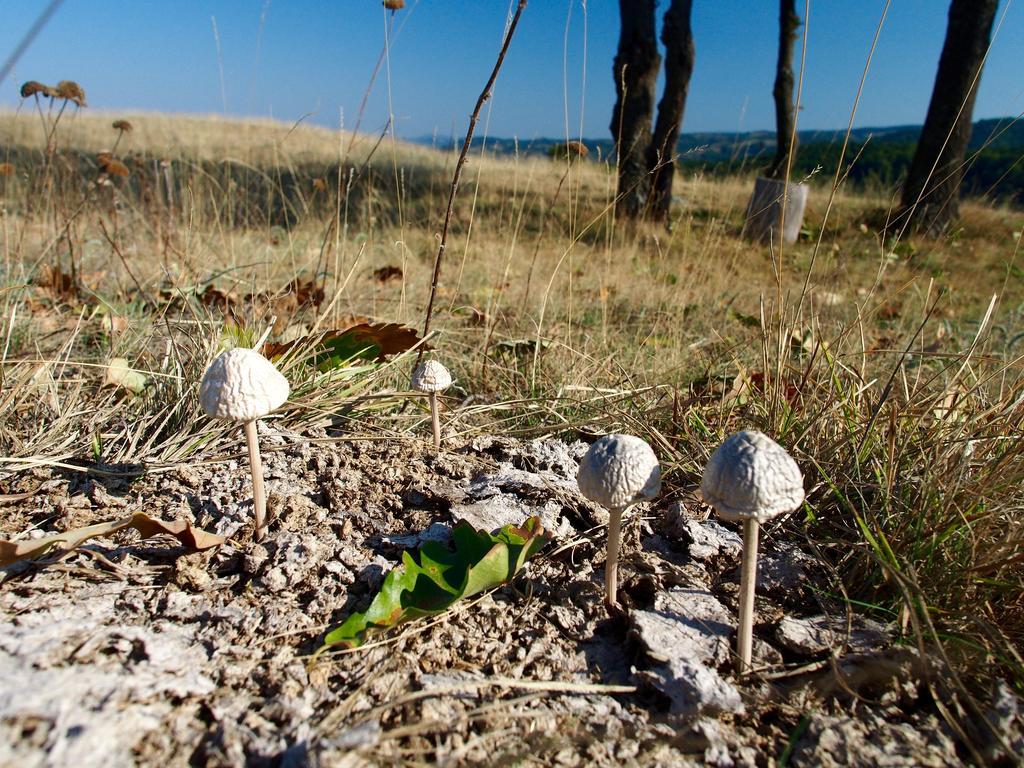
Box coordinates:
[1,431,1020,766]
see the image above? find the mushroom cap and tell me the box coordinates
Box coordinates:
[701,430,804,522]
[199,348,290,422]
[577,434,661,510]
[411,360,452,393]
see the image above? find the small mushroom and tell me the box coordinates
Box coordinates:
[411,360,451,451]
[577,434,661,609]
[701,430,804,673]
[200,348,289,541]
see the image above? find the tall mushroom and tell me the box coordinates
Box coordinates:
[411,360,451,451]
[200,348,289,542]
[701,430,804,673]
[577,434,661,609]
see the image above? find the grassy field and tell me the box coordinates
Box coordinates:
[2,105,1023,716]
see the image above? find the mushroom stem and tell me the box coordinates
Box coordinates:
[737,517,760,673]
[429,392,441,451]
[605,506,624,608]
[243,419,267,541]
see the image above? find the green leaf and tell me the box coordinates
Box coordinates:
[321,516,550,650]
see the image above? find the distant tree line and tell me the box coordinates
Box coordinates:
[453,124,1024,206]
[677,138,1024,206]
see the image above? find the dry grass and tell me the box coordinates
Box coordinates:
[1,106,1023,718]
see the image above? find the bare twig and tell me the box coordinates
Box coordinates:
[0,0,66,88]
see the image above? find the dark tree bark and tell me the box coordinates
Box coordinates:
[899,0,998,235]
[645,0,695,222]
[765,0,800,181]
[610,0,660,218]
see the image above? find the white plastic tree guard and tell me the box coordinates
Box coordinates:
[742,177,808,246]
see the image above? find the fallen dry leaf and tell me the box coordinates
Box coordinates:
[198,285,238,312]
[36,264,77,301]
[104,357,148,394]
[284,277,324,308]
[100,313,130,335]
[263,322,424,365]
[372,266,403,283]
[0,511,224,567]
[878,301,902,321]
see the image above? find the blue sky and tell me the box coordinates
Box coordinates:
[0,1,1022,141]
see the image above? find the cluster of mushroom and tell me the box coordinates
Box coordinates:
[196,340,803,677]
[198,348,455,541]
[577,429,804,673]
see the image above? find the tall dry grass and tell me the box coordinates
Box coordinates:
[1,104,1023,726]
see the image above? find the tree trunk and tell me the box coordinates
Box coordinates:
[765,0,800,181]
[610,0,660,218]
[744,0,806,245]
[645,0,695,222]
[899,0,998,236]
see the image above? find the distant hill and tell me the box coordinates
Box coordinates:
[419,117,1024,202]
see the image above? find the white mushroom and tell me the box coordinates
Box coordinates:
[701,430,804,672]
[200,347,289,541]
[577,434,661,609]
[411,360,452,451]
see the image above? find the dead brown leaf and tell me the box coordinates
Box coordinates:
[266,279,325,328]
[286,278,324,308]
[100,314,130,335]
[878,301,902,321]
[338,323,423,359]
[36,264,77,301]
[198,285,238,312]
[0,511,224,567]
[372,266,403,283]
[262,321,424,364]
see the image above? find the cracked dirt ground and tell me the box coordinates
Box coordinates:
[1,433,1016,766]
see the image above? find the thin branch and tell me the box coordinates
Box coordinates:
[0,0,66,88]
